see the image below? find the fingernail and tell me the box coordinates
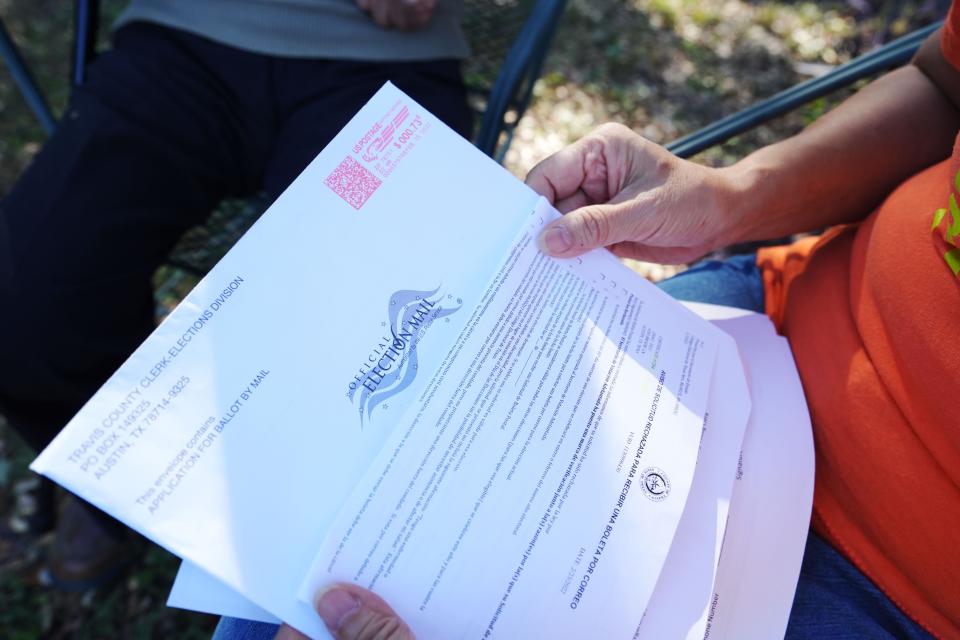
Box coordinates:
[540,224,572,254]
[316,587,361,631]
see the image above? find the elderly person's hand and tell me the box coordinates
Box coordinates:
[274,583,414,640]
[355,0,438,31]
[525,123,746,265]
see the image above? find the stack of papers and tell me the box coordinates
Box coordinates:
[31,84,813,639]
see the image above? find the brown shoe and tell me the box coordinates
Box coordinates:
[43,492,138,591]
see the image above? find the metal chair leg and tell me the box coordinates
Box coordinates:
[0,18,56,135]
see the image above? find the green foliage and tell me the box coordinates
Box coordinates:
[0,572,47,639]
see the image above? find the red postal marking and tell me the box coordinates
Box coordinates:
[352,98,431,180]
[327,98,431,209]
[324,156,382,210]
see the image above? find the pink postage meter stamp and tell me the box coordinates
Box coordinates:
[325,96,432,210]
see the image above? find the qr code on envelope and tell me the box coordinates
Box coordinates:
[324,156,382,210]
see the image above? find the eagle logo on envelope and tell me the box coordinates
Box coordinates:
[347,287,461,426]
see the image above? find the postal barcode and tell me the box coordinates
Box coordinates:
[325,156,382,210]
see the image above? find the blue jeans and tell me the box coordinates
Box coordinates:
[212,256,932,640]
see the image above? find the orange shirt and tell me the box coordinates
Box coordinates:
[757,14,960,638]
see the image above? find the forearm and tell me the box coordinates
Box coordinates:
[719,39,960,243]
[527,29,960,263]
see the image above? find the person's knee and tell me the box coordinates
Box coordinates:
[0,228,47,373]
[0,216,147,448]
[0,259,68,447]
[657,255,765,313]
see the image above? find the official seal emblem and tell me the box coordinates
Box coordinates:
[641,467,671,502]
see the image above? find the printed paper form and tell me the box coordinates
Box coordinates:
[681,305,813,640]
[30,83,545,638]
[635,307,752,639]
[170,561,276,624]
[298,203,730,638]
[30,81,733,638]
[169,307,811,640]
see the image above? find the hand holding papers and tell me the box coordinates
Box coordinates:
[33,82,541,637]
[166,305,815,640]
[30,83,812,639]
[297,204,724,638]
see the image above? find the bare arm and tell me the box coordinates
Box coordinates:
[527,29,960,262]
[725,31,960,243]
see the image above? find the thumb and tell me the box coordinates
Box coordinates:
[538,202,633,258]
[315,583,415,640]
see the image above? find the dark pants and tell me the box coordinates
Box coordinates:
[0,22,472,452]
